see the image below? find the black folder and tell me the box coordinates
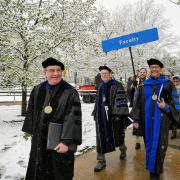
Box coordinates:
[47,122,76,151]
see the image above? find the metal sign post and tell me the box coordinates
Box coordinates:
[129,47,136,76]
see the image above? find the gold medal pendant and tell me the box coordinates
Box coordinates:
[152,93,157,100]
[44,105,53,114]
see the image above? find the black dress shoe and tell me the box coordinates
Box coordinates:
[171,130,177,139]
[150,173,160,180]
[119,144,127,159]
[94,160,106,172]
[135,143,141,150]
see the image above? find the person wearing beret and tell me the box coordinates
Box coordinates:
[93,65,129,172]
[131,58,177,180]
[22,57,82,180]
[170,76,180,139]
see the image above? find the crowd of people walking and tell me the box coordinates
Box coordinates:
[22,57,179,180]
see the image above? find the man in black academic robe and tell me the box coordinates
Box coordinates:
[22,57,82,180]
[131,58,176,180]
[93,66,129,172]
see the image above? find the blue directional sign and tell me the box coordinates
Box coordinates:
[102,28,159,53]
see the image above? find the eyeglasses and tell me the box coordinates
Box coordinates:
[45,69,62,73]
[100,72,110,75]
[149,66,160,69]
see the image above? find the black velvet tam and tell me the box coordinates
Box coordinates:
[42,57,65,70]
[99,65,112,72]
[147,58,164,68]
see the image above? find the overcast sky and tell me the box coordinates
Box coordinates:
[96,0,180,36]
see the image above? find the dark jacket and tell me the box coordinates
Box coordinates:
[22,80,82,180]
[132,78,147,136]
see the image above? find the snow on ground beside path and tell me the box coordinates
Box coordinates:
[0,105,29,179]
[0,103,96,179]
[77,103,96,154]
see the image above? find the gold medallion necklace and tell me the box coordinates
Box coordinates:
[152,87,157,101]
[44,87,53,114]
[152,93,157,100]
[44,103,53,114]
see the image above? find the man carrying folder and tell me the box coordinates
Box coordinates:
[22,57,82,180]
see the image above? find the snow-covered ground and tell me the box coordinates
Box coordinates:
[0,96,22,102]
[0,103,96,180]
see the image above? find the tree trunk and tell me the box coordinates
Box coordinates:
[21,83,27,116]
[74,71,77,86]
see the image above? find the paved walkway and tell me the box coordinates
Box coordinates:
[74,129,180,180]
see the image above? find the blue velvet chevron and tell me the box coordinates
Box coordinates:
[172,88,180,110]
